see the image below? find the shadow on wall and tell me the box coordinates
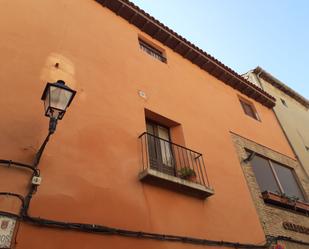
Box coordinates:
[40,53,76,89]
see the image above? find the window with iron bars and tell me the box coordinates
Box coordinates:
[139,38,166,63]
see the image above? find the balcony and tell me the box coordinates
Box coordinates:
[138,132,214,199]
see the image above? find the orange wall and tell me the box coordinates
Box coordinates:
[0,0,295,248]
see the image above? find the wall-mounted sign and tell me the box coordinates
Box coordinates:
[0,216,16,248]
[283,221,309,235]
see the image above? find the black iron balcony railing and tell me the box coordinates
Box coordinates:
[139,132,210,188]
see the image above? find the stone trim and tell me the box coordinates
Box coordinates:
[231,132,309,244]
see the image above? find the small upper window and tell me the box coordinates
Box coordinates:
[139,38,166,63]
[281,98,288,107]
[239,98,259,121]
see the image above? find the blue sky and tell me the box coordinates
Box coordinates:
[130,0,309,99]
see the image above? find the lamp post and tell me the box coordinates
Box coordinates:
[34,80,76,166]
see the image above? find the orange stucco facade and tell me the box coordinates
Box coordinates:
[0,1,296,248]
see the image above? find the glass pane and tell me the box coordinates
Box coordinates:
[157,126,173,167]
[157,125,169,140]
[272,162,305,201]
[50,86,73,111]
[240,100,257,119]
[146,123,157,160]
[44,91,50,113]
[251,155,280,193]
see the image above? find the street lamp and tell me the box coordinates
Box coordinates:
[33,80,76,166]
[41,80,76,134]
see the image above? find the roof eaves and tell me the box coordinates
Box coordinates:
[254,67,309,108]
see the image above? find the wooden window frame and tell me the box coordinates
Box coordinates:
[146,119,172,140]
[146,119,176,176]
[239,97,260,121]
[249,152,306,201]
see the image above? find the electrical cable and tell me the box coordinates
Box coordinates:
[268,235,309,246]
[0,192,25,208]
[22,215,271,248]
[0,159,39,176]
[0,211,21,220]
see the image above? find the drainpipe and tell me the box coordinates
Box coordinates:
[252,70,264,89]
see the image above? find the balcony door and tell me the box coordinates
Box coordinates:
[146,120,175,175]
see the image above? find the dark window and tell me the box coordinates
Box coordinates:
[239,99,259,120]
[146,120,175,175]
[250,154,305,201]
[139,38,166,63]
[272,162,304,200]
[251,156,280,193]
[281,98,288,107]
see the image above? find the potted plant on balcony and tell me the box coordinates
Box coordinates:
[281,193,298,206]
[178,167,196,182]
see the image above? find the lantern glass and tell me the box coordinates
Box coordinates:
[42,81,76,120]
[49,86,74,111]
